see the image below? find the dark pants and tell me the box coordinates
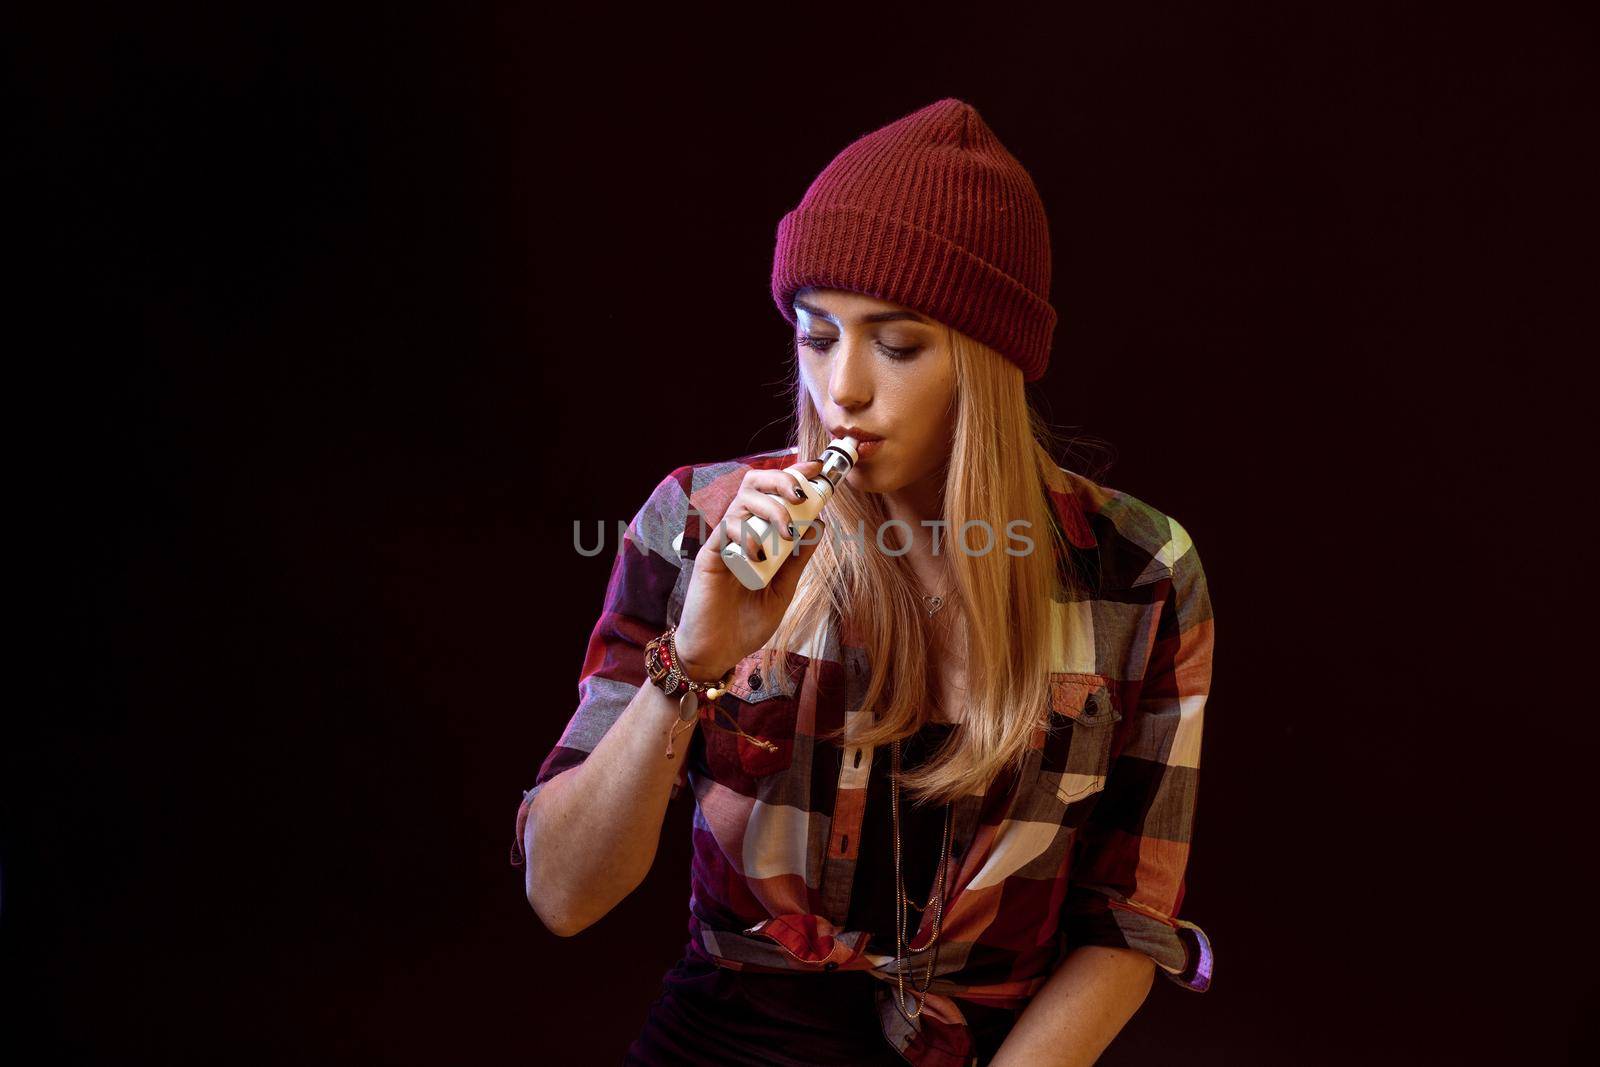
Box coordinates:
[623,950,912,1066]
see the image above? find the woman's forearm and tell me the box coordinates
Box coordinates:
[989,945,1157,1067]
[522,681,697,936]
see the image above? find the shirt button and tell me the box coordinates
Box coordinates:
[748,671,763,690]
[823,961,838,971]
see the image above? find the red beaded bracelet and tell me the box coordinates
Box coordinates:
[643,624,734,701]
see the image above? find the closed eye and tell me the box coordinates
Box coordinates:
[797,335,920,361]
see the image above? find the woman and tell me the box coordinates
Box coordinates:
[513,97,1215,1066]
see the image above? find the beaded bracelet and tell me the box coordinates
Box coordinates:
[643,623,734,700]
[644,625,787,762]
[645,624,735,760]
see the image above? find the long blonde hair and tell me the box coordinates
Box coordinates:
[767,322,1103,809]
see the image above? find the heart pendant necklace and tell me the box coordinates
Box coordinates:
[920,589,952,617]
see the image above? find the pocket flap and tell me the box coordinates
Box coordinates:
[1048,672,1121,727]
[725,647,807,702]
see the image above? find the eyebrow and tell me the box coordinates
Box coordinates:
[792,298,930,326]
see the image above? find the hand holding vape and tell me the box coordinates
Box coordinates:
[719,436,858,591]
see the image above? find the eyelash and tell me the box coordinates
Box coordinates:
[796,335,920,361]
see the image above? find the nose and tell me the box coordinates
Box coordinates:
[826,335,873,413]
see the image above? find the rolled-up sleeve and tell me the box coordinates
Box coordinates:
[508,466,692,868]
[1060,517,1215,991]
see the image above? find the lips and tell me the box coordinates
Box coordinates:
[832,427,885,442]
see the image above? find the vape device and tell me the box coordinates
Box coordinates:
[720,436,858,591]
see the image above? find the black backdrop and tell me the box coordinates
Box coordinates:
[6,3,1593,1064]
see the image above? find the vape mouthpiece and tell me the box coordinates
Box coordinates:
[818,436,858,488]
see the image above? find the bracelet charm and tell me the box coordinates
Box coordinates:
[646,624,734,765]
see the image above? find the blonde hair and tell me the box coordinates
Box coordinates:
[767,322,1100,809]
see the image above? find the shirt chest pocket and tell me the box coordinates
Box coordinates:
[1039,672,1124,809]
[699,648,807,789]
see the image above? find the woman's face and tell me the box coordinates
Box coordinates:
[793,286,955,496]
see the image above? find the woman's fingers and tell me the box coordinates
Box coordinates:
[702,509,727,555]
[730,463,823,559]
[702,460,829,563]
[734,503,764,561]
[747,462,824,508]
[785,462,826,503]
[714,499,768,562]
[738,488,798,548]
[701,500,769,562]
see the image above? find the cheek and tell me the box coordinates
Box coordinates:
[906,396,956,468]
[797,358,826,406]
[888,375,953,436]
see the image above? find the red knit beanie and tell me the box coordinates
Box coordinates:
[771,97,1057,382]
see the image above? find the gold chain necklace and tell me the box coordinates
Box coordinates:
[889,734,954,1022]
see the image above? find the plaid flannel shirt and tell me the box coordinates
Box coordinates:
[512,447,1215,1067]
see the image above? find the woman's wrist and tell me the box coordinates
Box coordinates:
[672,628,735,683]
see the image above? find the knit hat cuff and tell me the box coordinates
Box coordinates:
[771,203,1056,383]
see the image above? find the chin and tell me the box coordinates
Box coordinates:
[845,464,899,495]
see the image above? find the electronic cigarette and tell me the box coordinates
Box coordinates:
[720,436,858,591]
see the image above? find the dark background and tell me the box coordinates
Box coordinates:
[6,3,1593,1063]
